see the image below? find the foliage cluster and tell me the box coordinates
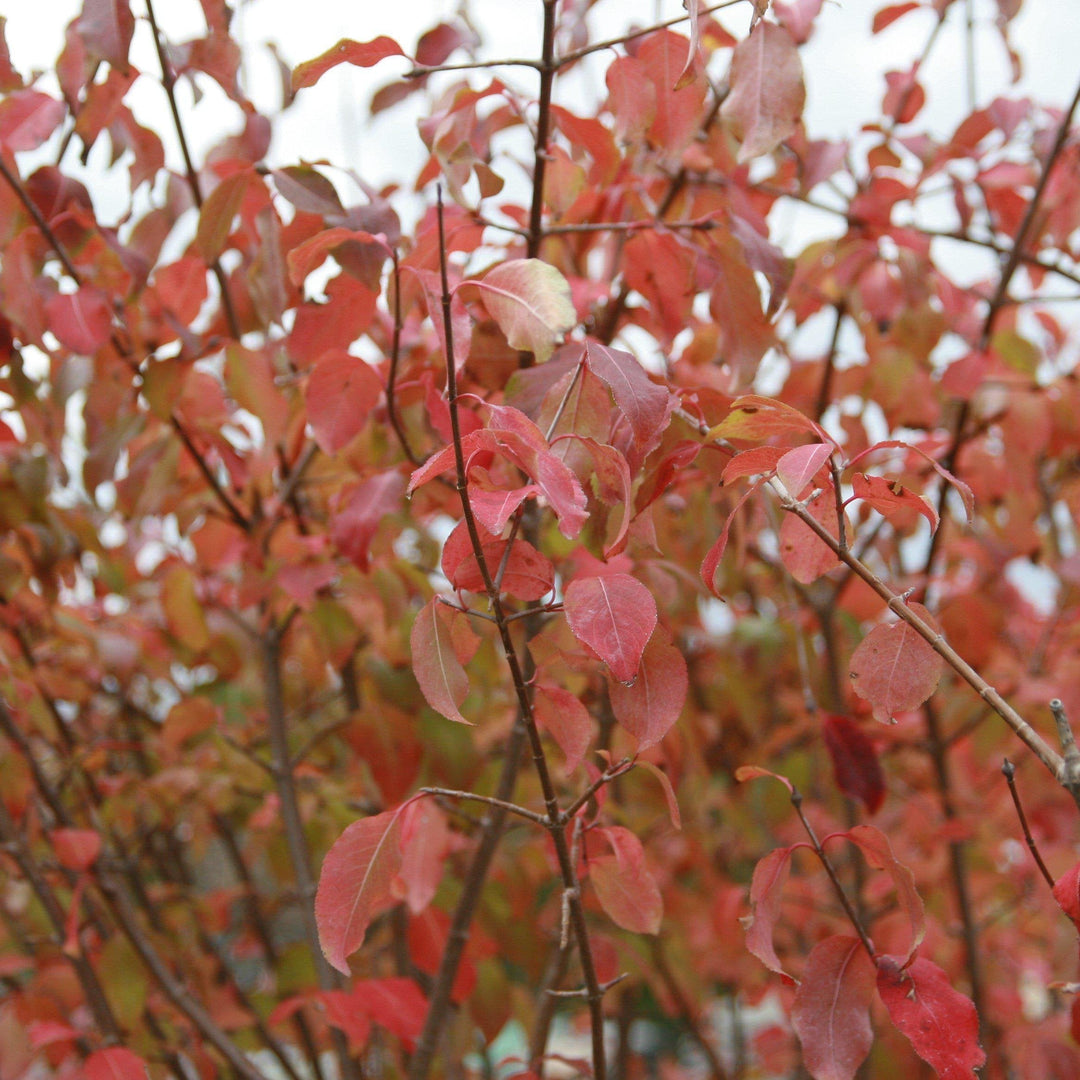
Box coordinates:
[1,1,1080,1079]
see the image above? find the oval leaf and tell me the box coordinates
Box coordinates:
[876,956,986,1079]
[590,827,663,934]
[792,936,875,1080]
[306,352,383,455]
[564,573,657,684]
[608,630,687,750]
[848,603,945,722]
[316,809,405,974]
[721,21,806,162]
[410,599,470,724]
[45,287,111,354]
[822,714,885,814]
[459,259,574,363]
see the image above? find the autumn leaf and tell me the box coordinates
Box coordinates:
[45,287,111,353]
[534,683,593,773]
[743,845,797,982]
[822,714,885,814]
[316,808,405,974]
[410,599,472,725]
[84,1048,150,1080]
[1052,862,1080,932]
[721,21,806,162]
[849,603,945,722]
[50,829,102,873]
[564,573,657,684]
[779,487,843,584]
[292,36,405,91]
[608,629,688,750]
[876,956,985,1079]
[305,352,383,455]
[75,0,135,70]
[792,936,875,1080]
[776,443,832,499]
[457,259,575,363]
[0,89,65,152]
[590,826,663,934]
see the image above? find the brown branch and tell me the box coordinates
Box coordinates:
[261,626,361,1080]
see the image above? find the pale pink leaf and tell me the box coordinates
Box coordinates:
[458,259,575,363]
[564,573,657,684]
[0,89,66,152]
[45,287,111,353]
[75,0,135,70]
[721,21,806,162]
[776,443,832,499]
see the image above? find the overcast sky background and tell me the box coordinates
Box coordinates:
[5,1,1079,203]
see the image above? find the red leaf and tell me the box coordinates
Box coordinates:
[415,22,471,67]
[0,89,66,152]
[848,603,944,722]
[397,799,457,914]
[701,478,766,596]
[872,3,922,34]
[590,826,663,934]
[321,990,372,1048]
[721,22,805,162]
[288,228,393,287]
[408,908,477,1003]
[792,936,875,1080]
[722,446,786,485]
[840,825,925,967]
[1052,863,1080,932]
[582,339,673,460]
[779,487,843,584]
[822,715,885,814]
[50,828,102,873]
[776,443,832,499]
[84,1048,150,1080]
[306,352,383,454]
[316,808,405,974]
[45,287,111,353]
[351,977,429,1047]
[744,845,797,981]
[292,37,405,92]
[674,0,702,90]
[331,472,405,571]
[555,435,633,558]
[564,573,657,684]
[634,759,682,829]
[410,598,471,724]
[467,481,537,536]
[851,472,937,530]
[534,683,593,773]
[458,259,575,364]
[443,523,554,602]
[876,956,985,1078]
[637,31,707,153]
[271,165,346,218]
[608,629,687,750]
[75,0,135,70]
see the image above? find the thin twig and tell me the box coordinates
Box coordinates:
[1001,759,1056,890]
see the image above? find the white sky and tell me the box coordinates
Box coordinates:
[4,1,1079,200]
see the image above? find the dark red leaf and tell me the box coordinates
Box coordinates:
[822,714,885,814]
[876,955,985,1078]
